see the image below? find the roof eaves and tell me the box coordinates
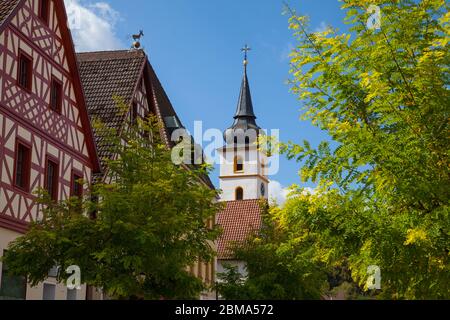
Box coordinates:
[0,0,23,32]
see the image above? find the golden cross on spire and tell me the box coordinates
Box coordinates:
[241,44,251,66]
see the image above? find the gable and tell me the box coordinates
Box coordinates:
[9,0,69,71]
[77,50,147,170]
[0,0,99,172]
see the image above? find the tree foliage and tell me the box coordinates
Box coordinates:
[220,0,449,300]
[2,113,221,300]
[278,0,449,299]
[216,201,328,300]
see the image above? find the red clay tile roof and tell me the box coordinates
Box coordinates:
[0,0,20,27]
[217,199,263,260]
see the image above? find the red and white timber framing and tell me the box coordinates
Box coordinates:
[0,0,99,233]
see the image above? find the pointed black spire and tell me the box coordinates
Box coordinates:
[226,45,260,136]
[234,65,256,119]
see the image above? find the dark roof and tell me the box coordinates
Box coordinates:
[145,59,182,146]
[76,49,215,189]
[0,0,20,27]
[145,61,215,189]
[217,199,262,260]
[77,50,146,131]
[77,50,147,169]
[147,63,216,189]
[227,65,260,133]
[235,67,256,119]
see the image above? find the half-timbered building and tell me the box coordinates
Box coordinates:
[0,0,217,300]
[0,0,100,300]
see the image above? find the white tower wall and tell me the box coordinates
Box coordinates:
[218,145,269,202]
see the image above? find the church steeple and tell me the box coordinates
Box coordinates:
[234,62,257,119]
[218,45,269,202]
[226,45,261,138]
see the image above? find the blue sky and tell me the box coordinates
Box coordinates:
[66,0,348,201]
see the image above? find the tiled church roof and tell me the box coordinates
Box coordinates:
[217,199,263,260]
[0,0,20,27]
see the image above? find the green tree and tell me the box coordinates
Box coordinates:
[277,0,449,299]
[2,114,221,299]
[216,201,328,300]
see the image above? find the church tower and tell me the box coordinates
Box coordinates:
[218,46,269,202]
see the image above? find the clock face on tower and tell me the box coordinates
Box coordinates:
[260,183,265,197]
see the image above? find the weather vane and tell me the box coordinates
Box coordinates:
[131,30,144,50]
[241,44,251,66]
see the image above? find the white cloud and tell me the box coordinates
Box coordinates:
[269,180,315,207]
[268,180,291,206]
[88,2,121,26]
[64,0,124,52]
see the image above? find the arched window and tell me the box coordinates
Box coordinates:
[235,187,244,201]
[234,156,244,172]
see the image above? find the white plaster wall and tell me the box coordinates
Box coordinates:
[218,144,269,201]
[219,146,260,177]
[220,177,258,201]
[0,227,86,300]
[0,227,20,286]
[26,278,86,301]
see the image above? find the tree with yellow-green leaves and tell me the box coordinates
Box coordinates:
[218,0,449,299]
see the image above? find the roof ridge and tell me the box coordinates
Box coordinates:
[223,199,262,203]
[76,50,146,62]
[77,49,138,54]
[0,0,23,29]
